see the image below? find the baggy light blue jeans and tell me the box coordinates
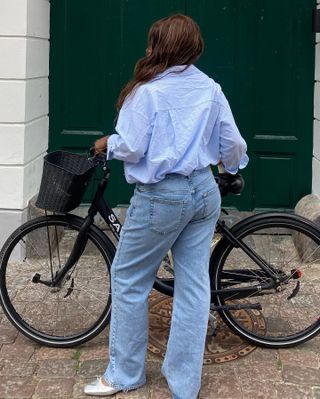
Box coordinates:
[104,166,221,399]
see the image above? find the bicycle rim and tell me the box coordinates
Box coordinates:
[212,217,320,348]
[0,216,113,347]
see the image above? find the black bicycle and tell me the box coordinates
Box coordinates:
[1,151,320,349]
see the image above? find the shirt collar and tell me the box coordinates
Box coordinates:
[155,64,198,78]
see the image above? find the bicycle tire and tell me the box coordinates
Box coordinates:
[153,252,174,296]
[0,214,115,347]
[210,213,320,348]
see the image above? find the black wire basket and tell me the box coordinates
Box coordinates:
[35,151,97,213]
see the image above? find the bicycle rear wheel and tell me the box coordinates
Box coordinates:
[0,215,115,347]
[211,213,320,348]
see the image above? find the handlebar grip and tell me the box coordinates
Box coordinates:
[218,173,245,197]
[89,146,107,157]
[230,173,245,195]
[87,148,108,167]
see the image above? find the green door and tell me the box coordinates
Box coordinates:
[49,0,315,210]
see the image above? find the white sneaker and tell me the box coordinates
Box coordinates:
[84,377,122,396]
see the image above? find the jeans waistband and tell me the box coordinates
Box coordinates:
[164,166,211,180]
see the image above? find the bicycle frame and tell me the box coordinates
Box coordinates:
[43,164,120,287]
[45,161,281,300]
[208,220,286,301]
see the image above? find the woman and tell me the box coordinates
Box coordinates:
[84,14,248,399]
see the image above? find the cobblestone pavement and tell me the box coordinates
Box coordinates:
[1,300,320,399]
[1,213,320,398]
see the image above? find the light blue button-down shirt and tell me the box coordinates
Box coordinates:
[107,65,249,184]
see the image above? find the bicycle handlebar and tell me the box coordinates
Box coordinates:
[88,147,244,196]
[88,147,108,166]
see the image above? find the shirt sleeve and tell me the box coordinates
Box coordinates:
[106,91,152,164]
[218,92,249,174]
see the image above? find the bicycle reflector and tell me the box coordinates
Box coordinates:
[291,269,302,279]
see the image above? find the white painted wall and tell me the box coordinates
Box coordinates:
[0,0,50,248]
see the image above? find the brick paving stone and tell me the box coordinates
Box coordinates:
[0,343,35,361]
[279,348,319,369]
[0,360,37,377]
[1,233,320,399]
[282,365,320,386]
[81,329,109,347]
[0,377,36,399]
[277,383,313,399]
[293,337,320,355]
[78,359,107,378]
[116,385,151,399]
[235,358,282,382]
[0,325,18,344]
[34,378,74,399]
[204,362,237,377]
[146,361,162,379]
[36,359,77,378]
[14,333,38,348]
[36,347,75,361]
[149,377,171,399]
[313,387,320,398]
[79,346,108,361]
[199,374,242,399]
[0,314,13,327]
[240,379,278,399]
[1,297,320,399]
[243,347,278,363]
[176,364,240,399]
[72,379,94,399]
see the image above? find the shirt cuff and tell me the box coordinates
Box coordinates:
[223,154,249,175]
[106,134,118,160]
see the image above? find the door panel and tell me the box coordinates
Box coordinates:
[253,154,296,209]
[50,0,184,206]
[50,0,315,209]
[187,0,315,209]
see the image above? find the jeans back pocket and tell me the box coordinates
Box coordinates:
[202,185,221,219]
[150,196,187,235]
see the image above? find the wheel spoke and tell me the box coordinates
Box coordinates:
[215,218,320,347]
[71,286,110,305]
[1,218,113,346]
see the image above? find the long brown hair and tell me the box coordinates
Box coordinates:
[116,14,204,111]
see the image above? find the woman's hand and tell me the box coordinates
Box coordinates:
[217,162,227,174]
[94,136,109,154]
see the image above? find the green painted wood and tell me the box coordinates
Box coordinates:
[188,0,315,210]
[49,0,185,206]
[49,0,315,210]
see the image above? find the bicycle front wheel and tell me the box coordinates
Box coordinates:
[0,215,115,347]
[211,213,320,348]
